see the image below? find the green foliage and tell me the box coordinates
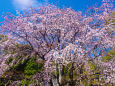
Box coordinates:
[56,64,59,77]
[111,20,115,23]
[5,57,13,65]
[88,61,97,70]
[0,80,3,86]
[102,53,112,62]
[18,79,30,86]
[24,58,37,75]
[24,57,44,78]
[102,49,115,62]
[0,69,25,86]
[0,56,44,85]
[109,50,115,56]
[18,79,36,86]
[105,12,115,25]
[9,57,26,71]
[110,12,115,19]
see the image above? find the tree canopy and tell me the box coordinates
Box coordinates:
[0,0,115,86]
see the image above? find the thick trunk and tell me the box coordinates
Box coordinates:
[69,62,75,86]
[52,78,59,86]
[59,66,62,84]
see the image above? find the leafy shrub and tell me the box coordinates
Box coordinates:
[103,55,112,62]
[18,79,30,86]
[24,57,44,78]
[109,50,115,56]
[102,49,115,62]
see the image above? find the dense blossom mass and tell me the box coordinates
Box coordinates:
[0,0,115,85]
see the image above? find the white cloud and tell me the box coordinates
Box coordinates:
[13,0,43,10]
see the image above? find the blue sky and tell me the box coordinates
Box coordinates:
[0,0,114,22]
